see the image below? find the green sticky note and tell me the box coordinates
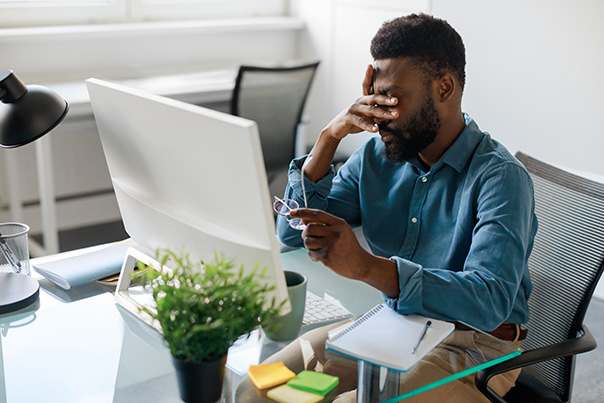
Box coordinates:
[287,371,339,395]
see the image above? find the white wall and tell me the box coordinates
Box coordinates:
[432,0,604,176]
[0,18,303,84]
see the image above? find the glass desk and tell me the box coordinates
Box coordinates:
[0,246,520,402]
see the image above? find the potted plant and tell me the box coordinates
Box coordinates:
[135,249,282,403]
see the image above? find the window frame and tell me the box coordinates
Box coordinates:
[130,0,286,22]
[0,1,128,27]
[0,0,286,28]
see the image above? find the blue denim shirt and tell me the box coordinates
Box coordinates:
[277,114,537,330]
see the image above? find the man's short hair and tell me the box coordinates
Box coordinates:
[370,13,466,90]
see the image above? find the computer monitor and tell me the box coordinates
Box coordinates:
[85,78,290,315]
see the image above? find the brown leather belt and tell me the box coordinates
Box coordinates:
[453,322,527,342]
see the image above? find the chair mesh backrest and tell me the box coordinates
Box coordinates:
[516,152,604,401]
[231,62,319,176]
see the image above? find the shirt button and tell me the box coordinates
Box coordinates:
[411,217,418,223]
[421,176,428,183]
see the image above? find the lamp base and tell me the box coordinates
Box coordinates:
[0,273,40,315]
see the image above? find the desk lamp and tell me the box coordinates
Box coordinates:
[0,70,68,314]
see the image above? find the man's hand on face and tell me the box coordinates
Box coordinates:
[323,64,399,141]
[290,208,371,280]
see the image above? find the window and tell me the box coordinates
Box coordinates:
[0,0,286,28]
[131,0,286,22]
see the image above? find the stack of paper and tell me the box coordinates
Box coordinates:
[34,244,129,289]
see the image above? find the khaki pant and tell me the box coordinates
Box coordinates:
[236,321,521,402]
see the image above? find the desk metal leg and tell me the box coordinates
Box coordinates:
[222,368,233,403]
[357,361,400,403]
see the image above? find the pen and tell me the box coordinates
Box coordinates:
[411,320,432,355]
[0,232,22,274]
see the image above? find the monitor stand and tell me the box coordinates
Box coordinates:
[114,246,162,332]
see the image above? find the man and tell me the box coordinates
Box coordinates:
[241,13,538,402]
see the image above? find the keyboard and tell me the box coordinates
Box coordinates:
[303,291,353,327]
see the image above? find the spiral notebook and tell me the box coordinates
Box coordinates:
[325,304,455,372]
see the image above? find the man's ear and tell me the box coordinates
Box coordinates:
[435,74,456,102]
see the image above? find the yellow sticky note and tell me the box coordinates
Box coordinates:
[267,384,323,403]
[248,361,296,390]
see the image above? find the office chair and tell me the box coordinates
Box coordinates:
[230,61,320,197]
[476,152,604,403]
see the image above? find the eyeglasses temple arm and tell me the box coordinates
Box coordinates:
[300,154,314,208]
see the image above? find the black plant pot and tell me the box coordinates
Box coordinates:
[172,354,227,403]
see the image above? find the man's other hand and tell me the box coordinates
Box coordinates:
[321,64,399,141]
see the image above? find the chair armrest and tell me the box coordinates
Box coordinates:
[475,324,596,403]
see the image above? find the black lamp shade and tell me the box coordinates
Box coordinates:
[0,70,69,148]
[0,70,69,316]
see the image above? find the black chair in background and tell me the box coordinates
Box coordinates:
[230,61,320,197]
[476,152,604,402]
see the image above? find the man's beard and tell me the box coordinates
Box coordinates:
[379,94,441,164]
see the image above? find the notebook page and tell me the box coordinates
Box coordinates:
[326,304,454,372]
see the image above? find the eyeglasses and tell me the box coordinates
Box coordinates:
[273,154,313,230]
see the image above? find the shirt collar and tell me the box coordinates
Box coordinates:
[435,113,484,173]
[404,114,485,174]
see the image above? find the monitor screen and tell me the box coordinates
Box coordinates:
[86,78,289,311]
